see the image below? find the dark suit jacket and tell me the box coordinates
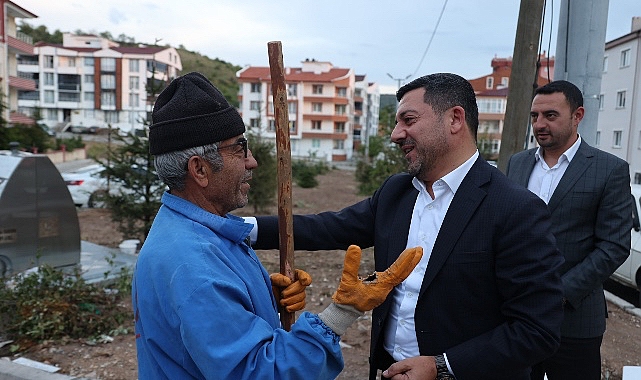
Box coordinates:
[506,141,632,338]
[255,158,564,380]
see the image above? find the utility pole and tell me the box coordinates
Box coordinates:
[497,0,545,173]
[554,0,609,145]
[387,73,411,102]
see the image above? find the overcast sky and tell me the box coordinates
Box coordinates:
[18,0,640,92]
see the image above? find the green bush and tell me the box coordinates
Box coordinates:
[0,124,54,153]
[54,135,85,151]
[292,159,329,188]
[0,265,132,352]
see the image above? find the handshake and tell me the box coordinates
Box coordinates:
[271,245,423,335]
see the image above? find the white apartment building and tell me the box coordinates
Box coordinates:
[0,0,36,126]
[598,17,641,184]
[17,33,182,134]
[237,59,379,162]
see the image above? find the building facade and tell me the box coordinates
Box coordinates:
[17,33,182,134]
[468,54,555,161]
[0,0,36,126]
[597,17,641,184]
[237,59,379,162]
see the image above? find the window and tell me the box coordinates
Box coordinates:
[250,118,260,129]
[44,55,54,68]
[638,130,641,149]
[84,57,94,67]
[45,109,57,120]
[477,98,505,113]
[250,83,261,93]
[101,91,116,106]
[635,173,641,185]
[598,94,604,110]
[486,77,494,89]
[500,77,509,87]
[59,92,79,102]
[130,76,139,90]
[334,122,345,133]
[621,49,631,68]
[335,104,346,115]
[312,85,323,94]
[336,87,347,97]
[85,74,94,83]
[101,75,116,90]
[84,92,94,102]
[67,57,76,67]
[44,72,54,86]
[288,121,296,133]
[250,101,261,111]
[613,130,622,148]
[129,59,139,72]
[287,84,297,96]
[616,91,626,108]
[596,131,601,147]
[44,90,55,103]
[603,56,608,72]
[312,120,322,130]
[105,111,119,123]
[129,93,139,107]
[102,58,116,72]
[268,119,276,132]
[333,139,344,149]
[312,139,320,148]
[312,103,322,112]
[288,102,297,114]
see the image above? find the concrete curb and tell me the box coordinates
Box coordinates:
[605,290,641,319]
[0,358,87,380]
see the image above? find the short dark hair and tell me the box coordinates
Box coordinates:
[396,73,479,138]
[535,80,583,113]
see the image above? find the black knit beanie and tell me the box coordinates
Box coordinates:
[149,72,245,155]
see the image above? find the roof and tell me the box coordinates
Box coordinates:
[238,66,352,82]
[34,42,168,55]
[476,87,510,97]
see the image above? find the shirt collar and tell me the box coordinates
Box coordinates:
[412,151,479,195]
[534,135,582,163]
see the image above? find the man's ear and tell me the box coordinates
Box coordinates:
[573,106,585,125]
[449,106,466,134]
[187,156,209,188]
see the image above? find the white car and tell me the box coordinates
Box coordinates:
[62,164,110,208]
[611,183,641,305]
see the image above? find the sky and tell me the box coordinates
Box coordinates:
[17,0,641,93]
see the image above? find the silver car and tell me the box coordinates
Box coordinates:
[611,183,641,305]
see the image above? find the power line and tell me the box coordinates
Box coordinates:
[411,0,449,78]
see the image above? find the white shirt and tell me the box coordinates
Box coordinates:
[528,136,581,204]
[383,151,479,361]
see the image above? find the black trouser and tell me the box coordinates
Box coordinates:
[530,335,603,380]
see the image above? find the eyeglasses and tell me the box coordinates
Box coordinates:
[217,137,248,158]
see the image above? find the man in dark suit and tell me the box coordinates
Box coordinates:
[251,73,564,380]
[506,80,632,380]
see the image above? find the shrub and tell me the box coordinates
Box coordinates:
[0,265,132,352]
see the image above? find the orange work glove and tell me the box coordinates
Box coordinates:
[332,245,423,312]
[270,269,312,313]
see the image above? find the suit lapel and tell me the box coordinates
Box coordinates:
[512,149,537,187]
[419,159,489,297]
[547,141,594,212]
[386,185,419,267]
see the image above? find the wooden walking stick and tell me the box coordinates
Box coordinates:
[267,41,295,331]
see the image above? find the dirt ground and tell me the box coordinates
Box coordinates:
[8,168,641,379]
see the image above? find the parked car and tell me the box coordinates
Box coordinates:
[611,184,641,305]
[61,164,110,208]
[62,163,165,208]
[69,125,99,134]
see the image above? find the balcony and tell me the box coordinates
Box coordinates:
[9,76,36,91]
[8,32,34,55]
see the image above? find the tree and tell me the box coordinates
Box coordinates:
[97,129,164,242]
[355,105,405,195]
[246,133,277,214]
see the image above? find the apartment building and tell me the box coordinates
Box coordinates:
[237,59,379,162]
[468,53,555,161]
[17,33,182,134]
[0,0,36,126]
[598,17,641,184]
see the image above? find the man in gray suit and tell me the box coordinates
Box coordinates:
[506,80,632,380]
